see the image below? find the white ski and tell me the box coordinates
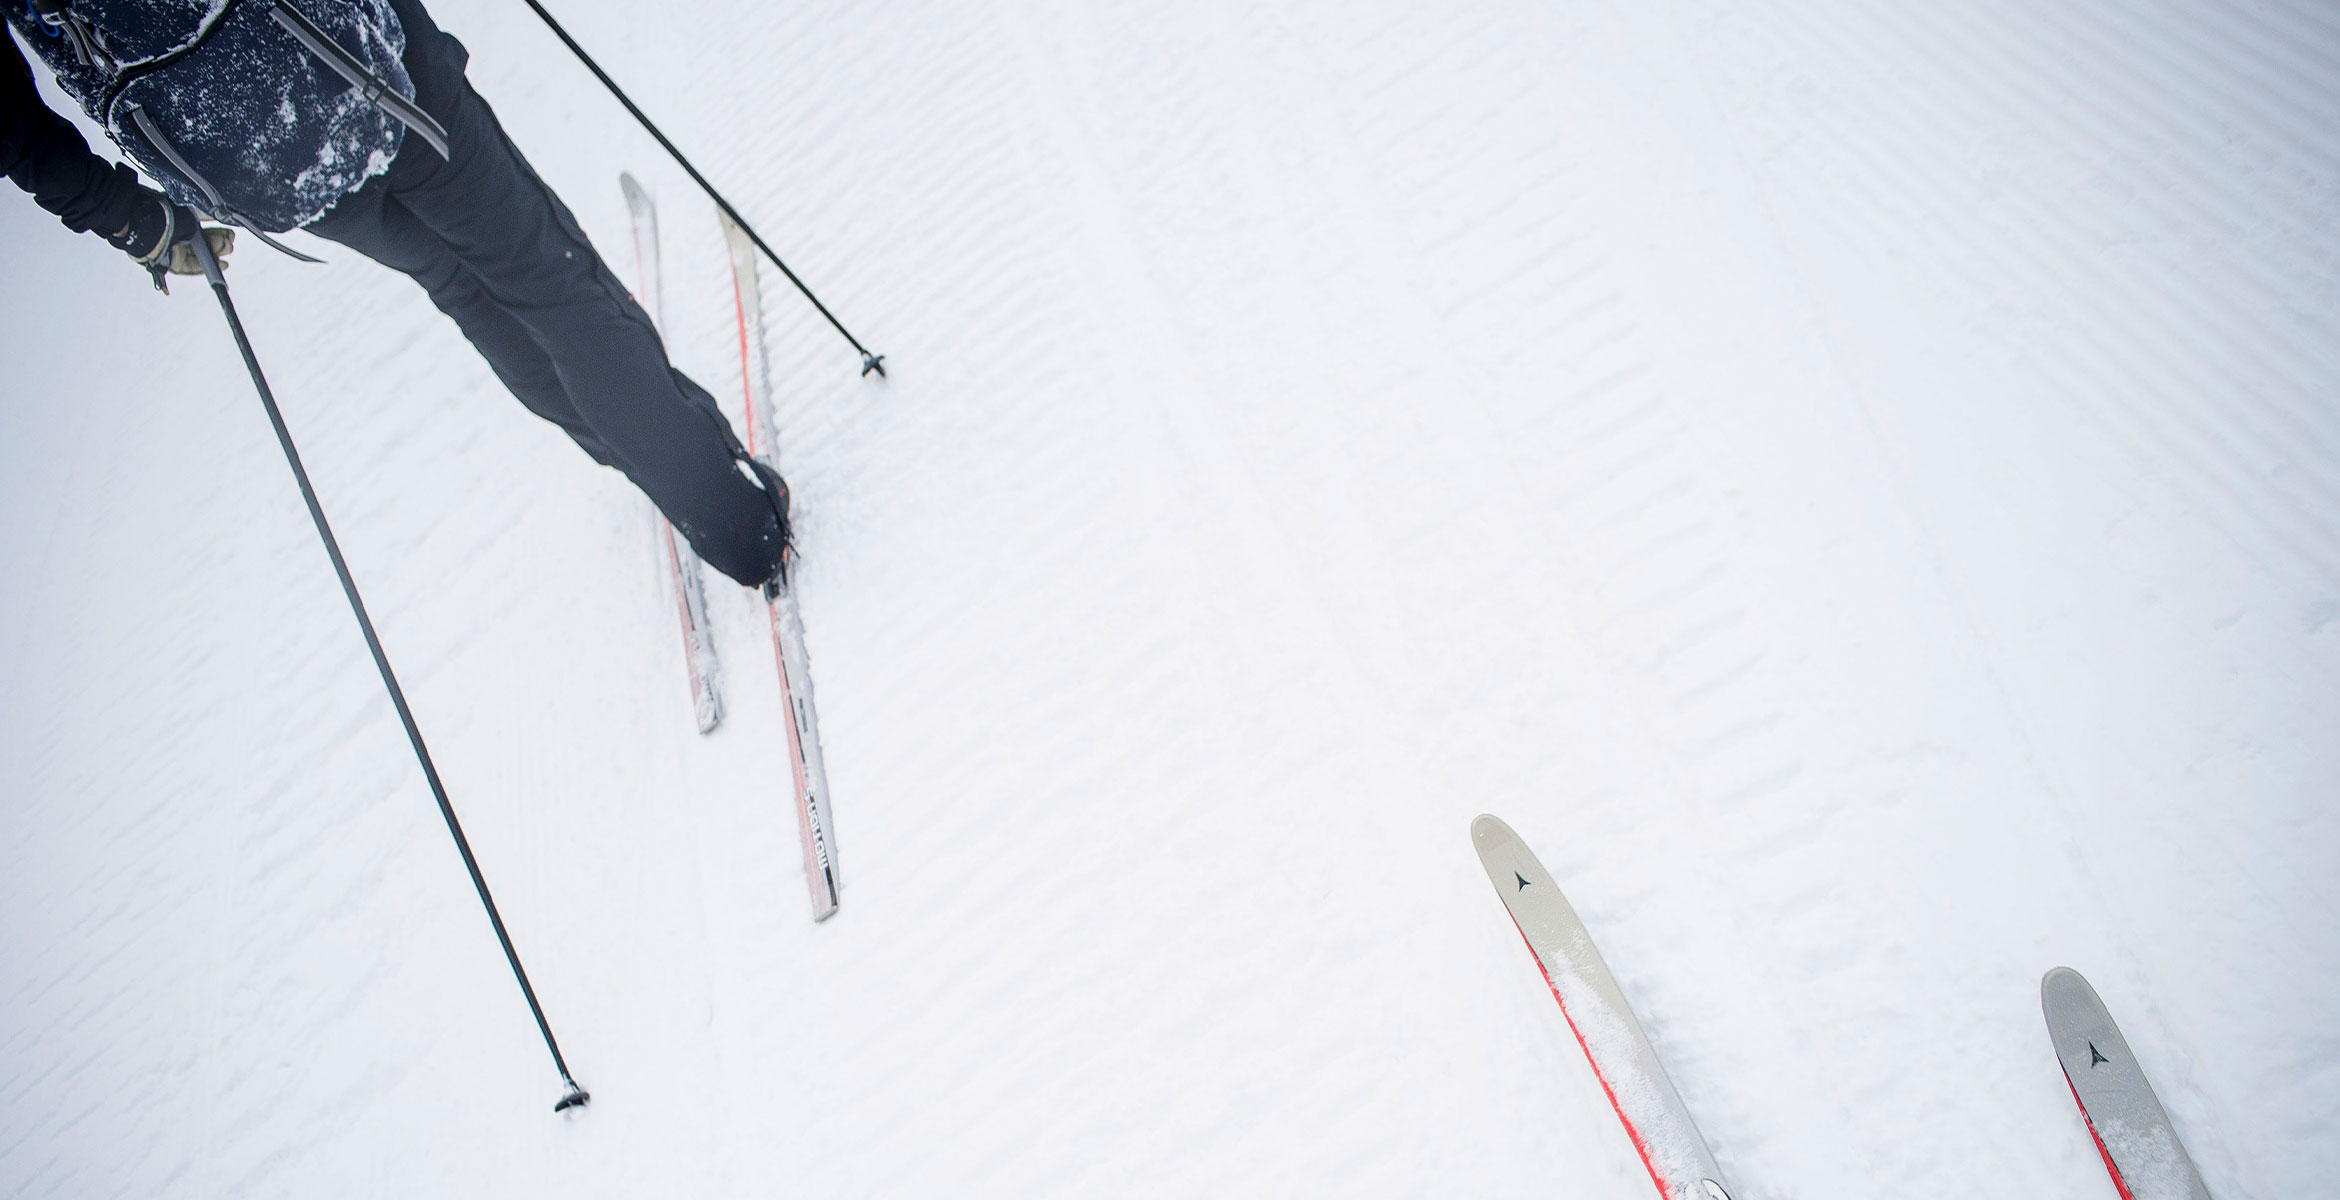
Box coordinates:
[620,172,724,734]
[2042,968,2214,1200]
[719,206,841,922]
[1472,814,1735,1200]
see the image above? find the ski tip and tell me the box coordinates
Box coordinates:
[1470,813,1516,847]
[2041,965,2095,1012]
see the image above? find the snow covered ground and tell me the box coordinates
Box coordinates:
[6,1,2337,1195]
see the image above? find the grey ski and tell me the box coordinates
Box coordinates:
[720,206,840,922]
[2042,967,2213,1200]
[1472,814,1735,1200]
[620,173,724,735]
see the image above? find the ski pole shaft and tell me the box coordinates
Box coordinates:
[517,0,886,378]
[191,234,589,1115]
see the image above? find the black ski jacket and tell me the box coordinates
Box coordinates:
[2,28,148,239]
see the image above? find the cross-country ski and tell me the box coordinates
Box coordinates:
[720,207,842,923]
[1472,814,1735,1200]
[620,172,725,735]
[2042,968,2214,1200]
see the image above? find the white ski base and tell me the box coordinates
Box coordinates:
[1473,814,1733,1200]
[2043,968,2214,1200]
[766,578,839,921]
[721,205,841,922]
[621,170,724,735]
[658,517,723,735]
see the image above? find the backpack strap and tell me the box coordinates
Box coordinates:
[27,0,114,74]
[126,103,325,263]
[268,1,448,159]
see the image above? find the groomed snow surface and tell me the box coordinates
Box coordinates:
[4,2,2336,1196]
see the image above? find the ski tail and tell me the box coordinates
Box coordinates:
[620,172,724,734]
[1472,815,1734,1200]
[658,519,723,734]
[720,204,841,922]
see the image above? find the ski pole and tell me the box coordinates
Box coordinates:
[189,232,591,1116]
[517,0,887,379]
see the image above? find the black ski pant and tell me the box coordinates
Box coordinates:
[305,4,784,588]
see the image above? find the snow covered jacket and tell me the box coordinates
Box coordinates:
[5,0,416,231]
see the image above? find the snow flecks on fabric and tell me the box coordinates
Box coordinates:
[13,0,410,230]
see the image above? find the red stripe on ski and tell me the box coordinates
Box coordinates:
[769,613,818,879]
[729,262,760,456]
[2064,1073,2138,1200]
[1510,920,1675,1200]
[727,240,835,915]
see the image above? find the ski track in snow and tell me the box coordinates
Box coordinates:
[4,1,2337,1197]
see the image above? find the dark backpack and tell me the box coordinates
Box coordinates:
[8,0,431,232]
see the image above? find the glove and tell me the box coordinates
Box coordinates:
[105,189,236,291]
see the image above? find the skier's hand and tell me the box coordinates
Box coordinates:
[153,221,236,281]
[105,188,235,290]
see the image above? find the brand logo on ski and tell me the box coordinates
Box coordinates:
[2088,1042,2109,1068]
[1515,871,1532,891]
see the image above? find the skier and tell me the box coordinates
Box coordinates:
[3,0,792,590]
